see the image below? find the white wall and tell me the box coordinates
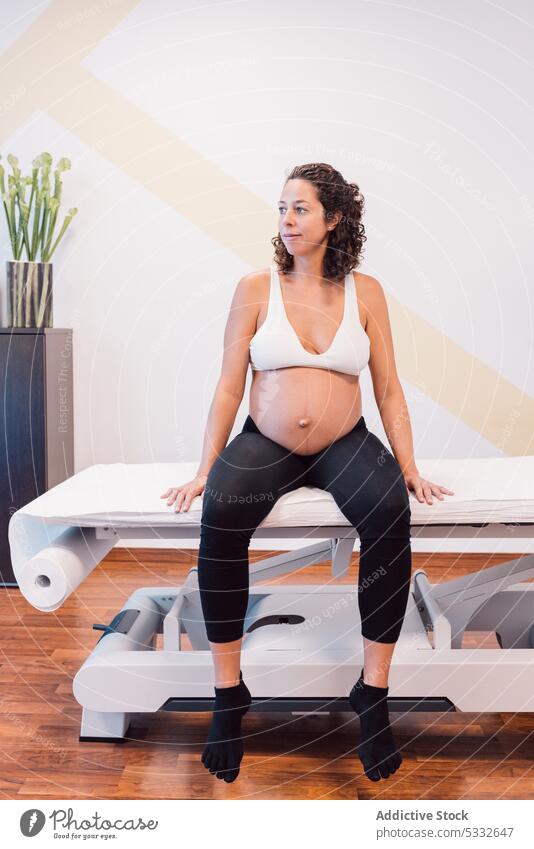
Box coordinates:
[1,0,533,552]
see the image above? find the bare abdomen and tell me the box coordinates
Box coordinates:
[248,367,363,455]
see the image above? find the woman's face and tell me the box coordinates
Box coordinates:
[278,179,334,256]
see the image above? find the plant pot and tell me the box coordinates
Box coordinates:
[6,260,53,328]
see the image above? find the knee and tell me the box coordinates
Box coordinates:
[199,483,253,548]
[200,492,240,533]
[361,475,411,541]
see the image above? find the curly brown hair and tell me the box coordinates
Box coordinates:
[271,162,367,283]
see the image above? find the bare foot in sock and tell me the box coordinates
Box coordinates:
[201,670,252,782]
[349,668,402,782]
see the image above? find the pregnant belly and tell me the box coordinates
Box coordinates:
[249,367,363,455]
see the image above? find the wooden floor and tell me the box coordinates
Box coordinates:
[0,548,533,800]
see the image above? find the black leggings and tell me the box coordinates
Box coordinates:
[197,414,412,644]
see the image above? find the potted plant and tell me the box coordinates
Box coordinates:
[1,151,78,328]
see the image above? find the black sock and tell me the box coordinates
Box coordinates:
[201,670,252,783]
[349,668,402,782]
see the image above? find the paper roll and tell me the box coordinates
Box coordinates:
[17,525,115,612]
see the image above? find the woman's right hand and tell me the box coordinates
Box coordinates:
[160,474,208,512]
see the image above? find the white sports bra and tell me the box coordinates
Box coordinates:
[249,265,370,377]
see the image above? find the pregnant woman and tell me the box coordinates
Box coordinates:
[161,162,453,784]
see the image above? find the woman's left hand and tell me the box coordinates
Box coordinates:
[404,472,454,505]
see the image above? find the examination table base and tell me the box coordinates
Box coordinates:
[76,525,534,742]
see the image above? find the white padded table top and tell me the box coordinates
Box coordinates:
[11,456,534,527]
[9,456,534,611]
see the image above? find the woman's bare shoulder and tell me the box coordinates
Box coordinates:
[351,271,377,326]
[241,267,271,285]
[235,268,270,302]
[229,268,270,319]
[352,270,376,291]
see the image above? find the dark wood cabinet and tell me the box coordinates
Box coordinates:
[0,328,74,585]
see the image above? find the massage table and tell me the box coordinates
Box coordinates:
[8,455,534,741]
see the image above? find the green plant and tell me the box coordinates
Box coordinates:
[1,151,78,261]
